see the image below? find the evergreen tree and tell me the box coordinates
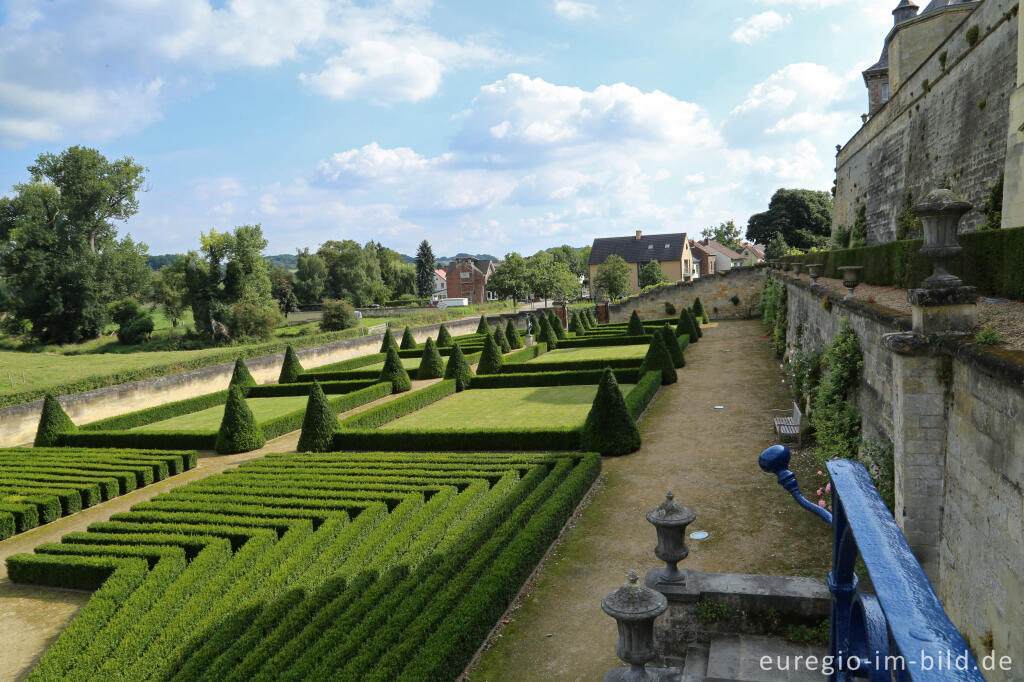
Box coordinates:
[417,337,445,379]
[580,368,641,456]
[689,308,703,338]
[296,381,337,453]
[693,297,708,323]
[493,322,511,353]
[278,345,303,384]
[627,310,645,336]
[548,310,567,339]
[444,342,474,390]
[505,319,523,349]
[538,312,558,349]
[660,324,685,368]
[229,358,256,391]
[400,326,418,350]
[215,386,266,454]
[34,394,76,447]
[569,311,585,336]
[415,240,436,298]
[379,324,399,354]
[639,333,677,385]
[476,333,505,374]
[685,309,702,341]
[677,308,698,342]
[476,315,490,335]
[587,308,597,327]
[379,346,412,393]
[436,324,453,347]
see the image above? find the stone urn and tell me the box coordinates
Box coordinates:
[806,263,823,284]
[912,188,971,289]
[791,263,803,276]
[645,491,696,586]
[602,570,668,682]
[838,266,864,299]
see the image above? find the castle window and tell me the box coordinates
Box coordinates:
[882,83,890,102]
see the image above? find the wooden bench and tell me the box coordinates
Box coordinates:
[771,401,803,446]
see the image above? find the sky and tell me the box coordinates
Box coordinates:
[0,0,900,257]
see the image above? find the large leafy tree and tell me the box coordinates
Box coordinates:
[526,251,579,302]
[415,240,436,297]
[639,260,668,288]
[489,252,530,305]
[294,248,327,303]
[318,240,387,307]
[701,220,742,250]
[746,189,833,250]
[374,242,416,299]
[152,259,188,330]
[593,254,632,299]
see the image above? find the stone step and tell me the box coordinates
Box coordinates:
[705,635,827,682]
[682,643,709,682]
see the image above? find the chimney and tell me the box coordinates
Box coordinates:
[635,230,643,240]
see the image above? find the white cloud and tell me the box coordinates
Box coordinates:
[554,1,599,21]
[732,62,847,114]
[726,139,825,181]
[301,42,445,104]
[731,12,791,44]
[685,173,707,185]
[766,111,848,136]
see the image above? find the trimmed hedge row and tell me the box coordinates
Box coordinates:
[339,380,456,431]
[246,380,378,397]
[497,357,641,373]
[624,369,663,421]
[469,368,640,387]
[555,335,652,348]
[333,428,582,452]
[80,391,229,432]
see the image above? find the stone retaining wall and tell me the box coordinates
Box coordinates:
[607,266,766,323]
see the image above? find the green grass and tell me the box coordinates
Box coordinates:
[132,396,310,432]
[360,356,423,371]
[379,385,634,431]
[528,345,649,362]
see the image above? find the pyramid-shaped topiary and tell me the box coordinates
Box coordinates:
[379,325,399,354]
[660,324,685,368]
[627,310,645,336]
[688,308,703,338]
[229,358,257,391]
[444,342,474,390]
[539,312,558,350]
[416,337,445,379]
[215,386,266,454]
[580,368,641,456]
[677,307,698,342]
[693,297,708,324]
[493,322,511,353]
[685,308,701,342]
[296,381,337,453]
[505,319,522,349]
[436,324,453,347]
[476,315,490,335]
[569,311,586,336]
[34,394,76,447]
[639,332,677,385]
[587,307,597,327]
[549,311,567,340]
[278,345,304,384]
[476,332,504,374]
[379,345,412,393]
[400,326,418,350]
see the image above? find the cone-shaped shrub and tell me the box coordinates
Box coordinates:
[34,394,76,447]
[400,326,417,350]
[677,308,698,342]
[587,308,597,327]
[539,313,558,350]
[549,311,567,340]
[278,345,303,384]
[476,315,490,335]
[493,322,512,353]
[379,346,412,393]
[627,310,645,336]
[688,308,703,338]
[505,319,522,349]
[215,386,266,454]
[580,368,641,456]
[661,324,685,368]
[569,311,586,336]
[476,333,504,374]
[436,324,453,347]
[455,372,469,392]
[639,332,677,385]
[229,358,256,391]
[444,342,474,388]
[693,297,707,323]
[416,337,445,379]
[684,308,701,342]
[380,325,399,354]
[296,381,337,453]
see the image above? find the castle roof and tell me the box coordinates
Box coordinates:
[920,0,972,14]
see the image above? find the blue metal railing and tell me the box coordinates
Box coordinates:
[759,445,985,681]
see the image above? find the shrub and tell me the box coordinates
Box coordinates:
[811,320,863,462]
[492,323,511,353]
[379,326,399,354]
[476,334,504,375]
[586,308,597,327]
[687,308,703,339]
[443,343,474,390]
[278,345,303,384]
[296,382,337,453]
[693,297,707,322]
[568,311,585,336]
[975,327,1003,345]
[229,358,257,391]
[505,319,522,349]
[34,394,77,447]
[214,386,266,454]
[965,24,979,47]
[471,368,639,387]
[639,333,677,385]
[416,338,445,379]
[548,311,567,340]
[664,302,676,316]
[624,369,662,421]
[538,314,559,350]
[118,313,155,345]
[379,346,412,394]
[677,308,699,343]
[580,369,641,456]
[400,326,417,350]
[436,324,453,348]
[320,299,359,331]
[627,311,644,336]
[660,324,685,368]
[475,316,490,335]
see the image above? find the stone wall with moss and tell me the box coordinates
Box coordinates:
[607,266,766,323]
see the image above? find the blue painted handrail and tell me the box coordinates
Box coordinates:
[759,445,985,681]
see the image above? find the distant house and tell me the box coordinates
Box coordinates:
[699,239,745,271]
[735,242,765,266]
[445,257,497,304]
[689,240,718,278]
[588,231,692,297]
[432,268,448,300]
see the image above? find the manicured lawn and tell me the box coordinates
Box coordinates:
[379,385,634,431]
[360,356,423,371]
[132,396,310,432]
[528,345,649,362]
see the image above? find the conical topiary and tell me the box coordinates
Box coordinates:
[444,342,474,389]
[690,308,703,338]
[587,308,597,327]
[693,297,708,324]
[627,310,645,336]
[660,324,685,368]
[417,337,445,379]
[493,322,511,353]
[229,358,256,391]
[296,381,337,453]
[436,324,453,347]
[580,368,641,456]
[569,311,586,336]
[34,394,76,447]
[215,386,266,454]
[505,319,522,349]
[278,345,303,384]
[639,332,677,385]
[476,332,504,374]
[549,311,567,340]
[539,312,558,350]
[677,307,697,341]
[379,325,399,354]
[400,326,418,350]
[684,309,701,342]
[379,345,412,393]
[476,315,490,335]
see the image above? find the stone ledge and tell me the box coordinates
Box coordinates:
[782,276,912,331]
[646,568,830,617]
[908,285,979,307]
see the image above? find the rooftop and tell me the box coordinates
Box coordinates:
[589,232,688,266]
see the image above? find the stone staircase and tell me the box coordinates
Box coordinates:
[681,635,827,681]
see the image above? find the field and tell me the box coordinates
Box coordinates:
[528,344,649,362]
[132,396,311,432]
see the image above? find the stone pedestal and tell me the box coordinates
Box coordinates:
[908,286,979,335]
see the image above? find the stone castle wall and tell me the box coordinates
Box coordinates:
[607,266,766,323]
[834,0,1019,243]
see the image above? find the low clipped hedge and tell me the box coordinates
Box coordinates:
[497,358,640,373]
[333,428,581,452]
[80,391,229,431]
[339,380,456,431]
[556,335,652,348]
[503,343,546,363]
[624,369,663,421]
[246,380,378,397]
[469,368,639,387]
[259,383,393,442]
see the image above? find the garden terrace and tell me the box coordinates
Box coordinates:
[5,450,600,681]
[0,448,196,539]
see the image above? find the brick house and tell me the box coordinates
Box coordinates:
[700,239,745,271]
[689,240,718,278]
[445,257,496,304]
[588,231,692,296]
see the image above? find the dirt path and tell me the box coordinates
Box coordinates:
[467,319,832,682]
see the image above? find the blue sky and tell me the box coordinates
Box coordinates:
[1,0,899,257]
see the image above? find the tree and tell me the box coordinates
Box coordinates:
[548,244,586,277]
[548,310,567,340]
[746,189,833,251]
[296,381,337,453]
[849,204,868,248]
[693,297,708,323]
[318,240,386,307]
[415,240,436,298]
[321,299,358,331]
[493,322,511,353]
[417,337,445,379]
[279,345,304,383]
[294,248,327,303]
[677,307,699,343]
[215,386,265,454]
[374,242,417,299]
[539,313,559,350]
[489,252,530,305]
[269,266,300,314]
[580,369,641,456]
[476,315,491,335]
[108,297,154,345]
[569,311,586,336]
[701,220,742,251]
[379,346,412,393]
[764,232,791,261]
[593,254,632,300]
[638,261,668,289]
[152,261,188,330]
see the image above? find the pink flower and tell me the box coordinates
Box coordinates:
[816,470,822,476]
[816,488,823,496]
[817,500,827,508]
[825,483,831,493]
